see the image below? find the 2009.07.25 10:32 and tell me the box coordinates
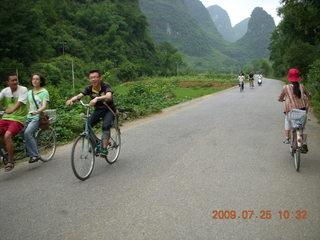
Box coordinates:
[211,210,308,220]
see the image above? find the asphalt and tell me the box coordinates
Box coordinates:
[0,78,319,240]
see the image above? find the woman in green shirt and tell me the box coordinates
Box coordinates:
[24,73,49,163]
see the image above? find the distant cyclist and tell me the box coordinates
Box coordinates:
[238,72,245,92]
[278,68,311,152]
[248,72,254,88]
[66,69,116,156]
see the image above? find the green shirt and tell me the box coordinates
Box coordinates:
[27,89,50,119]
[0,86,28,124]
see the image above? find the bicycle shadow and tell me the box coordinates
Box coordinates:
[0,161,49,182]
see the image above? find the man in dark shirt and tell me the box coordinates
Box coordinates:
[66,69,116,155]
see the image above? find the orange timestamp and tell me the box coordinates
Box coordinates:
[211,210,308,220]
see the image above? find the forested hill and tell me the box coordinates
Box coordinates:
[207,5,236,42]
[182,0,221,39]
[0,0,184,85]
[233,18,250,41]
[236,7,276,60]
[140,0,276,72]
[207,5,249,42]
[139,0,239,72]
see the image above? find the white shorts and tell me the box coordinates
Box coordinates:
[284,114,308,134]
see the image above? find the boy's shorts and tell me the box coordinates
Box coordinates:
[0,120,24,137]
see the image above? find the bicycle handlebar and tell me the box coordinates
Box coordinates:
[78,99,90,107]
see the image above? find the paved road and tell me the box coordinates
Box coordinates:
[1,79,320,240]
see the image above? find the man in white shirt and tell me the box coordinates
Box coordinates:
[0,73,28,172]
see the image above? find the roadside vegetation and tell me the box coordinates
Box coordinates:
[269,0,320,119]
[47,73,237,143]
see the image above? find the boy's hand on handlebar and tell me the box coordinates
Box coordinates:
[89,98,98,106]
[66,99,74,106]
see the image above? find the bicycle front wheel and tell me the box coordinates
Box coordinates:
[71,135,95,180]
[36,127,56,162]
[293,149,301,171]
[105,126,121,164]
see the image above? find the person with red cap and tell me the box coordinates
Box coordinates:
[278,68,311,152]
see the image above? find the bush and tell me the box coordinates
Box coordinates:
[307,60,320,118]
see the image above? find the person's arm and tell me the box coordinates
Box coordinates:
[89,92,112,106]
[31,100,47,115]
[31,91,50,115]
[278,86,286,102]
[302,85,311,100]
[66,93,84,105]
[5,101,23,114]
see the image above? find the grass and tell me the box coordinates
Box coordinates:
[173,87,227,100]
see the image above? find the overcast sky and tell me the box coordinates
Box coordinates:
[200,0,282,26]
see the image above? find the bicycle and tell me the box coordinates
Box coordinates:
[249,77,254,88]
[239,82,244,92]
[71,100,121,181]
[0,110,57,166]
[288,109,307,171]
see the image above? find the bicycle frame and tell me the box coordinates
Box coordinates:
[0,134,28,163]
[79,100,102,152]
[290,124,304,171]
[0,111,56,165]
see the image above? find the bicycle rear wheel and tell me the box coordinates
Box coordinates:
[71,135,95,180]
[293,149,301,171]
[36,127,56,162]
[105,126,121,164]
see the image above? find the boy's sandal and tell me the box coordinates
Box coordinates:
[29,156,40,163]
[4,162,14,172]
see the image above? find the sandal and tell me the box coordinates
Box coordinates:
[29,156,40,163]
[4,162,14,172]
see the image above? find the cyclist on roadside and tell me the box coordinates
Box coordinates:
[66,69,116,156]
[24,73,49,163]
[278,68,311,152]
[0,73,28,172]
[249,72,254,88]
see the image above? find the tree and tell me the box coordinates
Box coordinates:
[270,0,320,77]
[156,41,185,76]
[259,59,273,76]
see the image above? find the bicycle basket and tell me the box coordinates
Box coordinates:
[44,109,56,123]
[288,109,307,128]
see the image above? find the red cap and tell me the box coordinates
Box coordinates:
[287,68,301,82]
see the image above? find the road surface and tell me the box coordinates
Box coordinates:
[1,78,320,240]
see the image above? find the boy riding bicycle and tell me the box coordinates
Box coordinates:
[66,70,116,155]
